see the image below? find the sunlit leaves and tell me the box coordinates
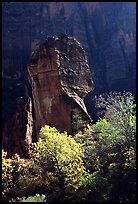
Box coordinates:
[30,125,85,192]
[2,150,13,198]
[94,91,136,144]
[2,92,136,202]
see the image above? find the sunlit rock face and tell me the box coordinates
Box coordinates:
[2,2,136,124]
[28,34,93,134]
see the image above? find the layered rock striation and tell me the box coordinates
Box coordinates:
[28,34,94,134]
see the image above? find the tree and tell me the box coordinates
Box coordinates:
[2,150,13,200]
[94,91,136,145]
[2,151,38,202]
[2,92,136,202]
[74,92,136,202]
[29,125,85,201]
[2,126,85,202]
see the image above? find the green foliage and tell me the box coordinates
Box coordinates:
[2,151,39,202]
[93,92,136,179]
[9,194,46,202]
[71,108,86,134]
[123,146,136,170]
[2,150,13,199]
[74,92,136,202]
[30,125,85,194]
[2,92,136,202]
[2,126,85,202]
[74,130,100,172]
[95,91,136,144]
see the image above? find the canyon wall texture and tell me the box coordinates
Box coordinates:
[2,34,93,156]
[28,34,93,134]
[3,97,33,157]
[2,2,136,124]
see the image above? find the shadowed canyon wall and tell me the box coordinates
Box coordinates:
[2,2,136,124]
[2,2,136,132]
[3,97,33,157]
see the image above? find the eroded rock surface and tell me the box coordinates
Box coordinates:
[28,34,94,134]
[2,2,136,124]
[3,97,33,157]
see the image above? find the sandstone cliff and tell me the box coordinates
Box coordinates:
[2,2,136,124]
[28,34,93,134]
[3,97,33,157]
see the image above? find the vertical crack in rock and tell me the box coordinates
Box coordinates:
[28,33,94,134]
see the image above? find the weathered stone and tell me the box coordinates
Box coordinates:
[2,2,136,125]
[3,97,33,158]
[2,2,136,156]
[28,34,94,134]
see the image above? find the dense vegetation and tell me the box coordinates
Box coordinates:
[2,92,136,202]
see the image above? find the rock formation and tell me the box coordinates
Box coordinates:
[28,34,93,134]
[2,2,136,156]
[2,2,136,125]
[3,97,33,158]
[2,34,93,157]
